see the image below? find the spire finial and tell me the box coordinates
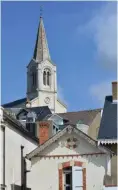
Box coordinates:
[40,6,43,18]
[33,6,51,62]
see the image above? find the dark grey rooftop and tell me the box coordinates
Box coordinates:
[2,97,52,121]
[58,108,101,125]
[98,96,117,140]
[17,106,52,121]
[3,108,39,144]
[2,98,26,108]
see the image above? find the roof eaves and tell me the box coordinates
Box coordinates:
[57,98,67,108]
[3,109,38,144]
[26,124,112,160]
[2,98,26,108]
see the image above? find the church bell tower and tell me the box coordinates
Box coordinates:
[26,12,67,113]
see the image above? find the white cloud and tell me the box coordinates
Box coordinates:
[57,85,68,107]
[77,2,117,70]
[89,81,112,106]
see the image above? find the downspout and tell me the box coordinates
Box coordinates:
[3,127,5,190]
[54,69,56,113]
[1,125,6,190]
[21,146,30,190]
[21,145,24,190]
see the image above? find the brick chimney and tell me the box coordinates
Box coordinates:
[112,81,118,102]
[38,120,53,145]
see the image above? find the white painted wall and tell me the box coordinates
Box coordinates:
[27,133,108,190]
[30,97,39,107]
[55,101,67,113]
[0,127,4,185]
[104,187,117,190]
[76,124,89,135]
[1,123,37,190]
[27,58,67,113]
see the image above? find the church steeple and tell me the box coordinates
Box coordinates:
[27,11,67,113]
[33,14,51,62]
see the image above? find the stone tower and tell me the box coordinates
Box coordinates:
[26,15,67,113]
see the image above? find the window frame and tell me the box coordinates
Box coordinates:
[43,68,51,86]
[58,161,86,190]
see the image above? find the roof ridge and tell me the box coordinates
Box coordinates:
[59,108,102,114]
[2,97,26,107]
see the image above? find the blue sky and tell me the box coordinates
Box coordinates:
[1,1,117,111]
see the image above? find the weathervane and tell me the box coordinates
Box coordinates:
[40,6,43,18]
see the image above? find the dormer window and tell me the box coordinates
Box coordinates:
[26,111,37,136]
[27,117,34,123]
[53,124,59,135]
[26,111,36,123]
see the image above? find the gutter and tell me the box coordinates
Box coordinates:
[32,152,106,159]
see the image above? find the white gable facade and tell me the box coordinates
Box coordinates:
[27,126,111,190]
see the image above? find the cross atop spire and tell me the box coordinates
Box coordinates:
[33,13,51,62]
[40,6,43,18]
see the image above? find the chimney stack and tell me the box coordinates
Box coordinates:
[38,120,53,145]
[112,81,118,102]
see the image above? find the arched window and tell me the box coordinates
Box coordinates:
[32,72,37,86]
[43,71,46,85]
[43,69,51,86]
[47,71,51,86]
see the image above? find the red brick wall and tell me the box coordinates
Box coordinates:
[58,161,86,190]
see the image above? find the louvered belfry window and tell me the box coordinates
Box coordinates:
[43,70,46,85]
[43,69,51,86]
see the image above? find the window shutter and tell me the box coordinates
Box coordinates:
[72,166,83,190]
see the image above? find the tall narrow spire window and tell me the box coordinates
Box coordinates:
[43,69,51,86]
[47,71,51,86]
[32,72,37,86]
[43,71,46,85]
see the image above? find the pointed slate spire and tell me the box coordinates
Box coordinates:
[33,12,51,62]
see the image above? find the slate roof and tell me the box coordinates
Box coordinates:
[2,108,39,144]
[2,98,26,108]
[2,96,52,121]
[98,96,117,140]
[33,16,51,62]
[58,108,101,126]
[17,106,52,121]
[5,108,22,115]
